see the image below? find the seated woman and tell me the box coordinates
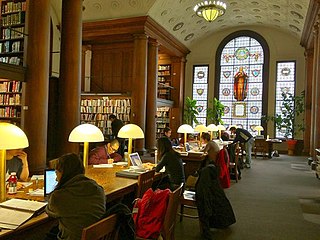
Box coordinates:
[6,149,29,182]
[45,153,106,240]
[155,137,185,190]
[201,132,220,166]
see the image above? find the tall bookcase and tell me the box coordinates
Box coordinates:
[158,64,173,100]
[0,0,26,66]
[80,94,131,138]
[0,79,22,125]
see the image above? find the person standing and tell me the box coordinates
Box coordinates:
[109,114,125,156]
[229,126,254,168]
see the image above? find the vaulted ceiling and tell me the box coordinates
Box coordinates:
[52,0,310,48]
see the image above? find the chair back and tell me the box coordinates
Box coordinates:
[136,169,155,198]
[81,214,118,240]
[162,183,183,240]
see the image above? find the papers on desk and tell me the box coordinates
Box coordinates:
[28,188,44,196]
[20,182,33,188]
[31,175,44,181]
[93,164,113,168]
[113,162,128,166]
[0,199,47,230]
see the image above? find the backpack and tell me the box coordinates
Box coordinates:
[133,188,171,239]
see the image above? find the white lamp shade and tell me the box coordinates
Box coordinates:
[68,124,104,142]
[194,124,208,133]
[177,124,194,133]
[117,124,144,139]
[217,124,226,131]
[0,122,29,149]
[207,124,218,131]
[254,126,264,131]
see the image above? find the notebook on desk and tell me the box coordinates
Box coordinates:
[115,168,147,179]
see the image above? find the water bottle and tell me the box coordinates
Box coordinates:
[154,150,158,164]
[8,172,17,194]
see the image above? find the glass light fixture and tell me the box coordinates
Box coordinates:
[194,0,227,22]
[118,124,144,167]
[0,123,29,202]
[69,123,104,167]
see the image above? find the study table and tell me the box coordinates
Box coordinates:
[0,165,143,239]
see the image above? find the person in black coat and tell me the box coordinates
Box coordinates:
[195,164,236,240]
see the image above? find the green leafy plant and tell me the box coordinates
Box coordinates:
[184,97,199,126]
[262,91,305,139]
[207,97,225,125]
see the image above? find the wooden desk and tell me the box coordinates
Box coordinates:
[181,153,207,179]
[0,166,140,239]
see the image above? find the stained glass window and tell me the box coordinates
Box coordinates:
[192,65,209,126]
[218,36,265,135]
[275,61,296,138]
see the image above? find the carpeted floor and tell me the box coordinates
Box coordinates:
[175,155,320,240]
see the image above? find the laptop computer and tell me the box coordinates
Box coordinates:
[44,169,58,197]
[129,152,143,167]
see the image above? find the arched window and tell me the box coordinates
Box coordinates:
[215,31,269,135]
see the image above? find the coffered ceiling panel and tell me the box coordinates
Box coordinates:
[52,0,310,48]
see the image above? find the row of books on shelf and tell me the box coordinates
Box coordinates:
[1,11,25,26]
[0,106,20,118]
[158,70,170,76]
[0,40,23,53]
[1,1,26,14]
[0,80,21,92]
[158,65,170,70]
[158,76,170,82]
[81,98,131,107]
[0,56,21,65]
[2,27,24,39]
[80,120,113,135]
[81,106,131,114]
[0,93,21,105]
[81,113,131,122]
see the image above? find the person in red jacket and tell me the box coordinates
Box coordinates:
[88,139,122,165]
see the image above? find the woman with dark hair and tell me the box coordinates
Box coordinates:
[155,137,185,190]
[201,132,220,166]
[45,153,106,240]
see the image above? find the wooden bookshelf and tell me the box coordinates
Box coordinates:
[156,106,170,139]
[80,94,131,137]
[0,0,26,66]
[0,78,22,125]
[158,64,172,100]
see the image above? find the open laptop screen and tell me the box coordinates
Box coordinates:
[44,169,58,196]
[129,152,143,167]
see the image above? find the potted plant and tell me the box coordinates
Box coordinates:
[207,97,225,125]
[184,97,199,126]
[262,91,305,155]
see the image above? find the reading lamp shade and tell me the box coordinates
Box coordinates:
[0,122,29,149]
[254,125,264,135]
[207,124,218,132]
[68,124,104,142]
[194,124,208,133]
[0,123,29,202]
[118,124,144,139]
[177,124,194,134]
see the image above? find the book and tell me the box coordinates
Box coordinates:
[0,199,47,230]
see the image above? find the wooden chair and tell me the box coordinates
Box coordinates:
[136,184,183,240]
[136,169,155,198]
[81,214,119,240]
[254,139,268,159]
[229,142,240,182]
[179,189,198,221]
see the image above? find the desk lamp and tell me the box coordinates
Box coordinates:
[68,123,104,168]
[117,124,144,167]
[194,124,208,147]
[254,125,264,136]
[0,123,29,202]
[217,124,226,139]
[207,124,218,140]
[177,124,194,151]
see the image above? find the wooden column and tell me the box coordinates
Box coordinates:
[57,0,82,155]
[24,0,50,173]
[304,49,314,155]
[314,17,320,151]
[170,57,186,138]
[132,34,148,153]
[311,23,319,158]
[145,39,158,150]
